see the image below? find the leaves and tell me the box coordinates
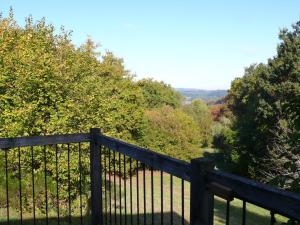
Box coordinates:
[143,106,202,161]
[227,21,300,191]
[0,14,147,206]
[137,78,183,109]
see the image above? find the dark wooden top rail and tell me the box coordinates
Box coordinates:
[207,170,300,220]
[98,134,191,181]
[0,133,90,149]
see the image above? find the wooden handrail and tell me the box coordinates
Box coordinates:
[207,170,300,221]
[0,133,90,149]
[97,134,191,181]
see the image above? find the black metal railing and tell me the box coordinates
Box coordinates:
[0,128,300,225]
[0,133,91,225]
[206,169,300,225]
[98,134,189,225]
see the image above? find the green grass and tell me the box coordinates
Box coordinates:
[115,170,287,225]
[0,170,289,225]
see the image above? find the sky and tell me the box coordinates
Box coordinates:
[1,1,300,90]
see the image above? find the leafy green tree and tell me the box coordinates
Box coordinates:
[183,99,213,146]
[227,22,300,191]
[137,78,183,109]
[143,106,202,161]
[0,13,146,140]
[0,12,147,206]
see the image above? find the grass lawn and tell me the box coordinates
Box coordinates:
[0,170,288,225]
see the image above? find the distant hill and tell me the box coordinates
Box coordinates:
[176,88,227,103]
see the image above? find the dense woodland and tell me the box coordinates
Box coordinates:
[0,13,212,160]
[223,22,300,192]
[0,12,299,214]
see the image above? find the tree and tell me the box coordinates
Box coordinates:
[137,78,183,109]
[0,13,146,141]
[143,106,202,161]
[183,99,213,146]
[227,22,300,191]
[0,13,148,206]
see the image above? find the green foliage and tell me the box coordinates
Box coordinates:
[212,116,235,153]
[227,21,300,191]
[137,79,183,109]
[0,13,146,141]
[0,12,147,210]
[143,106,202,161]
[183,99,213,146]
[0,12,215,215]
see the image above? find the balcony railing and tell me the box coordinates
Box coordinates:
[0,128,299,225]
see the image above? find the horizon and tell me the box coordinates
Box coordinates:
[1,0,300,89]
[176,87,228,91]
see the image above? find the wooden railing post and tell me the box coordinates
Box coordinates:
[90,128,103,225]
[190,158,215,225]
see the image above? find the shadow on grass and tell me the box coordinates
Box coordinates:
[214,197,286,225]
[0,212,187,225]
[0,199,286,225]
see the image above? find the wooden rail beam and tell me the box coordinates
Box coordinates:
[97,134,191,181]
[190,158,215,225]
[90,128,103,225]
[207,170,300,221]
[0,133,90,149]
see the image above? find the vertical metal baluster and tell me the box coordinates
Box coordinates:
[100,145,104,225]
[226,200,230,225]
[242,201,246,225]
[55,145,60,225]
[270,212,276,225]
[44,146,49,225]
[113,150,117,225]
[136,161,140,225]
[104,148,108,225]
[5,150,9,225]
[31,147,36,225]
[119,153,122,225]
[151,168,154,225]
[78,143,83,225]
[67,144,71,225]
[181,179,184,225]
[161,171,163,225]
[143,163,146,225]
[109,149,112,225]
[18,147,23,225]
[129,158,133,225]
[123,155,127,225]
[170,175,173,225]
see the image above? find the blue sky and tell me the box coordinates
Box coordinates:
[1,1,300,89]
